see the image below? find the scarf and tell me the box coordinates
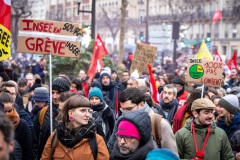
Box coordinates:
[31,105,43,117]
[7,108,20,129]
[177,86,185,98]
[216,112,240,139]
[110,138,154,160]
[57,119,96,148]
[160,99,179,124]
[172,103,187,133]
[102,82,115,100]
[92,102,105,111]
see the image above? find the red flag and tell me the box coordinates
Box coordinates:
[227,50,238,70]
[214,50,223,62]
[212,10,222,23]
[147,64,159,103]
[88,34,108,81]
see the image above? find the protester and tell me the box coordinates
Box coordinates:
[0,60,18,82]
[171,78,189,108]
[0,91,34,160]
[32,77,70,160]
[228,68,239,88]
[158,84,179,124]
[70,78,82,94]
[216,95,240,159]
[118,70,130,91]
[0,110,15,160]
[126,77,138,88]
[32,58,48,84]
[41,95,109,160]
[110,111,153,160]
[88,87,115,142]
[25,73,34,88]
[17,77,30,108]
[108,88,178,156]
[175,98,234,159]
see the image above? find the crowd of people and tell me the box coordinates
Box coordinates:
[0,57,239,160]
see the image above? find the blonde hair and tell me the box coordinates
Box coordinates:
[216,112,234,126]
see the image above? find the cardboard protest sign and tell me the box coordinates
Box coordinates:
[130,43,157,75]
[17,36,80,58]
[186,59,224,87]
[17,18,82,58]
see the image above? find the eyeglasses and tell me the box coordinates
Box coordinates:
[79,108,93,115]
[5,108,14,113]
[116,135,134,142]
[120,104,138,112]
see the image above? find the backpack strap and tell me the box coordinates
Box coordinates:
[39,106,48,126]
[89,134,98,160]
[152,113,162,148]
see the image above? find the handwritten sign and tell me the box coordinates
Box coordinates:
[186,59,224,87]
[17,36,80,58]
[130,43,157,75]
[17,18,82,58]
[19,19,83,36]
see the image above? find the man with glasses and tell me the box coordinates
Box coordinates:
[110,111,153,160]
[108,88,178,157]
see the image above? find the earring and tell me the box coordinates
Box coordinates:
[69,116,74,121]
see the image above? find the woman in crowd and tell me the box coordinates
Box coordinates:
[0,91,34,160]
[88,87,115,142]
[216,95,240,159]
[41,95,109,160]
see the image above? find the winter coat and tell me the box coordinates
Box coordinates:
[41,126,109,160]
[15,119,34,160]
[175,118,235,160]
[32,63,45,84]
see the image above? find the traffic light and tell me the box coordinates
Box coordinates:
[206,33,211,43]
[139,31,144,41]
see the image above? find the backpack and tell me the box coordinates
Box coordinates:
[39,106,48,126]
[152,113,162,148]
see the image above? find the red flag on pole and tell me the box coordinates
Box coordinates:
[212,10,222,24]
[214,50,223,62]
[227,50,238,70]
[147,64,159,103]
[88,34,108,81]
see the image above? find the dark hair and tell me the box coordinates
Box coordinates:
[207,88,218,96]
[123,70,130,76]
[195,109,201,114]
[0,81,17,92]
[61,95,91,128]
[210,95,222,102]
[186,90,202,113]
[0,111,14,143]
[138,86,151,95]
[17,77,27,87]
[59,92,77,102]
[0,91,14,104]
[71,78,82,90]
[120,88,145,104]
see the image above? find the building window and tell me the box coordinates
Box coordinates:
[58,0,63,4]
[138,9,145,18]
[50,0,56,5]
[223,46,227,55]
[138,0,144,4]
[66,8,71,18]
[231,46,238,54]
[83,5,89,16]
[225,32,228,38]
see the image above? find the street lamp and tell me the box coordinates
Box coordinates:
[76,0,96,39]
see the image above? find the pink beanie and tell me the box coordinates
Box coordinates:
[116,120,140,140]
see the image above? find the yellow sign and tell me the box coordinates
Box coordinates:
[0,24,11,61]
[195,40,213,61]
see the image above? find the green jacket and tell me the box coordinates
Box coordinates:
[175,118,234,160]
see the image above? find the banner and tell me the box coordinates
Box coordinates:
[17,18,83,58]
[212,10,222,24]
[130,43,157,75]
[227,50,238,70]
[186,59,224,87]
[0,0,11,60]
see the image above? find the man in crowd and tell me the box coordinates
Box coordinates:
[32,58,48,84]
[110,111,153,159]
[108,87,178,156]
[171,78,189,108]
[78,69,87,81]
[228,68,239,88]
[175,98,234,159]
[118,70,130,92]
[25,73,34,88]
[158,84,179,124]
[32,77,70,160]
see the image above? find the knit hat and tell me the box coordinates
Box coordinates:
[29,78,42,92]
[32,87,49,102]
[88,87,103,101]
[218,94,239,114]
[171,78,185,86]
[116,120,140,140]
[52,77,70,92]
[100,70,111,80]
[191,98,216,111]
[230,86,240,97]
[90,81,102,90]
[146,149,179,160]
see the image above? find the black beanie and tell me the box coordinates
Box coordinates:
[171,78,185,86]
[52,77,70,92]
[91,81,102,90]
[29,78,42,92]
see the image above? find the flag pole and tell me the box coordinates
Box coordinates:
[49,53,53,133]
[201,85,204,98]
